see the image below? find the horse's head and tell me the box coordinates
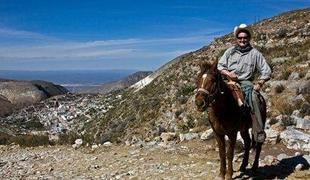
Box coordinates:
[195,60,221,112]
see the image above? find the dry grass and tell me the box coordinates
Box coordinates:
[273,84,286,94]
[11,134,50,147]
[270,91,304,116]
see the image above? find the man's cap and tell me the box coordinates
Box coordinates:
[234,23,252,38]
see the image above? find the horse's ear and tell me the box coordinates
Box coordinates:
[209,59,219,72]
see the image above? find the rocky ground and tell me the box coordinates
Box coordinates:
[1,140,309,180]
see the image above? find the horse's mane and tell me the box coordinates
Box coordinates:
[197,60,221,85]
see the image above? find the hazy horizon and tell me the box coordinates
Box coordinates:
[0,69,137,88]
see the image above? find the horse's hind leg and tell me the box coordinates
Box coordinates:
[252,142,263,171]
[239,130,251,172]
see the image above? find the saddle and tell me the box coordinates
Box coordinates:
[226,81,245,107]
[226,80,251,120]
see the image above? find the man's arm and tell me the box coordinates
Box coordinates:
[254,50,272,91]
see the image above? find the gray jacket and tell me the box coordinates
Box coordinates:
[217,46,271,81]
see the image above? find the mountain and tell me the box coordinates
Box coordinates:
[0,8,309,151]
[81,71,152,94]
[0,79,68,117]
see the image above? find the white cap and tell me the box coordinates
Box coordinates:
[234,23,252,38]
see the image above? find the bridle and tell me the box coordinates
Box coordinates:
[197,71,224,106]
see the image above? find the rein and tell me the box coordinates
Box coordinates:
[198,71,224,106]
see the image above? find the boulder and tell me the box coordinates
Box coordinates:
[305,70,310,80]
[295,164,304,171]
[72,138,83,149]
[271,57,290,64]
[179,133,199,141]
[264,155,277,165]
[200,129,214,140]
[288,72,300,80]
[277,153,290,161]
[160,132,176,143]
[297,80,310,95]
[280,126,310,151]
[265,128,280,144]
[295,116,310,130]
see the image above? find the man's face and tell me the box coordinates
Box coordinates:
[237,32,249,48]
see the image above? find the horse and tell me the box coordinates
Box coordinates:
[195,60,266,180]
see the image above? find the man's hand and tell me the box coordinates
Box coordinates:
[227,71,238,81]
[221,70,238,81]
[253,84,262,91]
[254,80,265,91]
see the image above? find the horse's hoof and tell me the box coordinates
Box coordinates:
[225,175,233,180]
[251,166,258,172]
[214,176,224,180]
[239,166,246,172]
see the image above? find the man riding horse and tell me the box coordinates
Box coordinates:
[217,23,272,143]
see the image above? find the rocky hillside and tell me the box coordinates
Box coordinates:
[82,71,152,94]
[0,79,68,117]
[0,8,309,154]
[92,8,310,145]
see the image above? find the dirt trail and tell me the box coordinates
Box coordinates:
[0,140,309,179]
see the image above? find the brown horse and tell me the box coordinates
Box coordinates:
[195,60,266,180]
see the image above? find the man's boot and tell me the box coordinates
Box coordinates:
[251,113,266,143]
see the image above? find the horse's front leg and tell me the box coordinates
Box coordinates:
[226,133,237,180]
[215,134,226,179]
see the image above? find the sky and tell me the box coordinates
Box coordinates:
[0,0,309,71]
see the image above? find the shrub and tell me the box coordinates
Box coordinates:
[299,69,307,79]
[0,132,11,145]
[12,134,50,147]
[277,28,287,38]
[274,84,285,94]
[25,119,45,130]
[177,85,196,97]
[279,69,293,80]
[58,132,80,145]
[271,94,303,115]
[57,131,96,145]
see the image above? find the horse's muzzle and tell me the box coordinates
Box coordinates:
[195,93,208,112]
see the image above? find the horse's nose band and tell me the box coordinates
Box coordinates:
[198,88,209,94]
